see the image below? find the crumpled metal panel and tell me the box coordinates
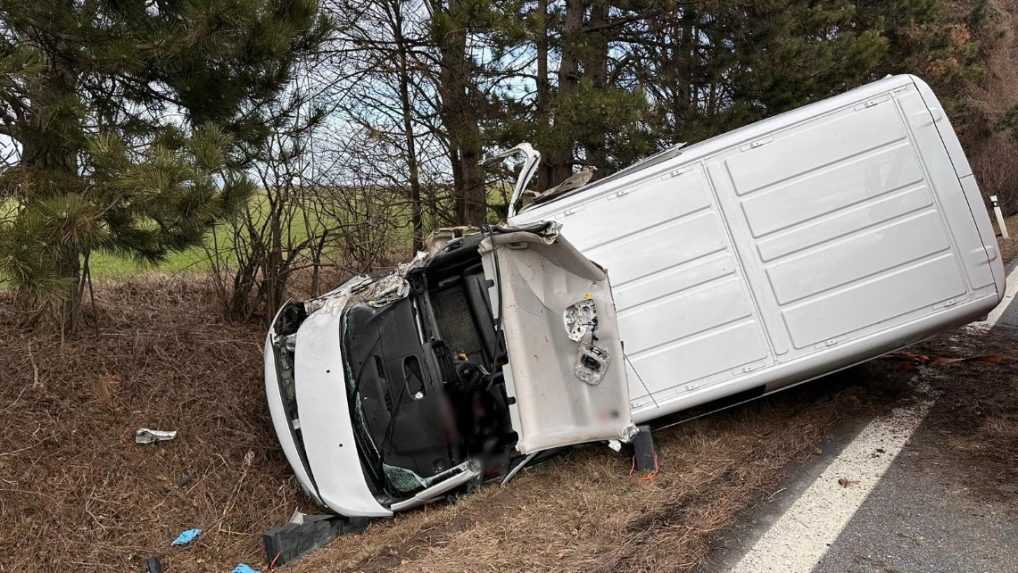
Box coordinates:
[479,231,635,453]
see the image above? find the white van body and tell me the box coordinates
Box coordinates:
[265,74,1005,518]
[510,74,1005,423]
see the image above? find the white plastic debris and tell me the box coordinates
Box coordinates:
[135,428,178,444]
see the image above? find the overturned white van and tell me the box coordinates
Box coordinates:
[508,73,1004,424]
[265,74,1004,516]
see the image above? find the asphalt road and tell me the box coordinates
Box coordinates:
[706,371,1018,573]
[704,260,1018,573]
[992,288,1018,331]
[814,426,1018,573]
[813,263,1018,573]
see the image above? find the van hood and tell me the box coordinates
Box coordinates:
[266,277,394,517]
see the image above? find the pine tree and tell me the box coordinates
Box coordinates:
[491,0,655,190]
[0,0,329,327]
[630,0,979,147]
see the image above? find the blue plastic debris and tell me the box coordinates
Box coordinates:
[232,564,258,573]
[171,528,202,546]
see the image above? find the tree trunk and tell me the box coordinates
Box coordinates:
[57,247,82,329]
[18,63,84,328]
[434,0,486,227]
[449,144,463,222]
[673,6,695,135]
[458,138,485,226]
[583,0,609,172]
[266,201,285,318]
[391,0,425,250]
[534,0,552,191]
[549,0,585,185]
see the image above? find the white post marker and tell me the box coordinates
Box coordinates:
[982,259,1018,328]
[729,401,932,573]
[991,195,1009,240]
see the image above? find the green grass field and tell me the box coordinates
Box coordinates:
[4,180,517,283]
[87,229,223,279]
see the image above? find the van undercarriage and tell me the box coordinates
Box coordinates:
[267,222,632,514]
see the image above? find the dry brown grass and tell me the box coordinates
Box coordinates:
[907,325,1018,510]
[0,276,977,573]
[294,370,906,573]
[0,277,309,572]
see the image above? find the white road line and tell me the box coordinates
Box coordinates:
[729,401,933,573]
[983,260,1018,328]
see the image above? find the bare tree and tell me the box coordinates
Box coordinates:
[204,89,349,321]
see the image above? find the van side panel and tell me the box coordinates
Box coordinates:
[908,75,1004,296]
[510,75,1003,422]
[895,85,997,291]
[715,90,991,356]
[542,168,774,406]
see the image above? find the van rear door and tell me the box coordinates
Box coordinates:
[478,227,635,454]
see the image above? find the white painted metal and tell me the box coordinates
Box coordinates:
[991,195,1009,239]
[479,230,635,453]
[263,333,324,507]
[388,461,482,512]
[483,143,542,219]
[291,306,393,517]
[510,74,1005,424]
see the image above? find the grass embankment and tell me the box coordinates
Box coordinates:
[6,276,1005,572]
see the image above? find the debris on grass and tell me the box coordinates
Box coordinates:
[135,428,178,444]
[0,277,315,571]
[172,528,202,546]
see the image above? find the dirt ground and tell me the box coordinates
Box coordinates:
[1,279,1016,572]
[901,324,1018,512]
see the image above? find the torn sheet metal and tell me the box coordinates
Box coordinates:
[478,229,635,453]
[135,428,177,444]
[563,298,597,342]
[564,297,610,385]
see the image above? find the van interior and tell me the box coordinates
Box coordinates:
[339,233,517,499]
